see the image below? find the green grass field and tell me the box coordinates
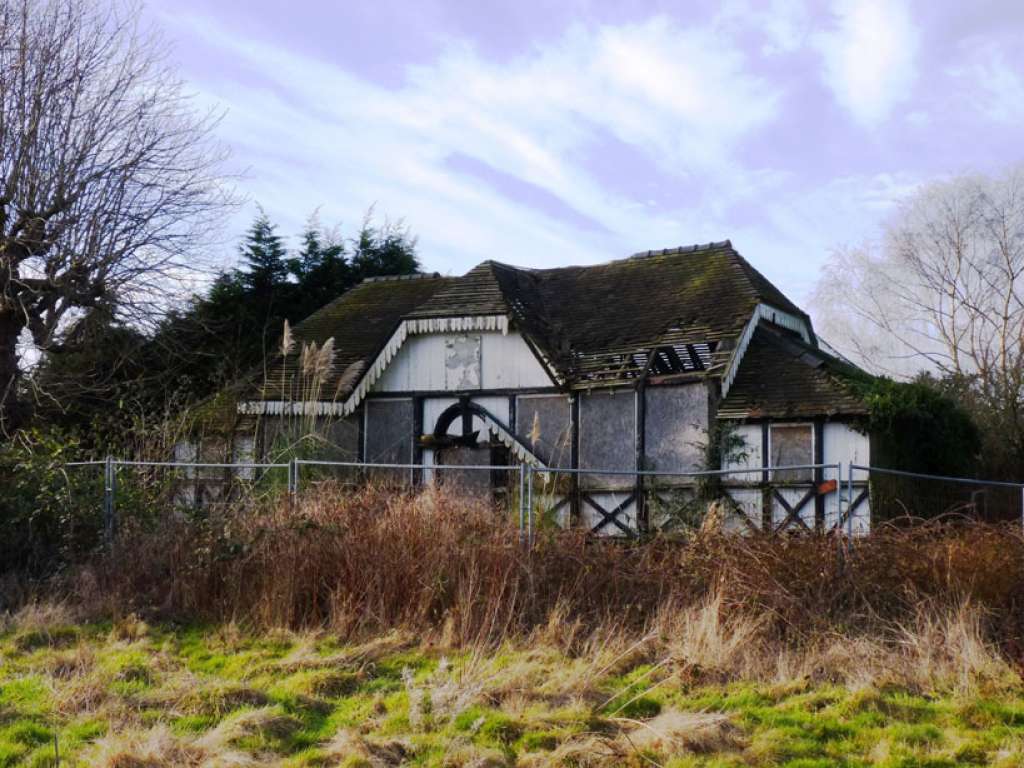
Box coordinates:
[2,609,1024,767]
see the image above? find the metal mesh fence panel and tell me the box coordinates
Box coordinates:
[59,458,1024,546]
[853,465,1023,526]
[107,461,290,529]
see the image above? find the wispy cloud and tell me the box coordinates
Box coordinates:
[151,0,1024,306]
[165,12,782,273]
[948,40,1024,125]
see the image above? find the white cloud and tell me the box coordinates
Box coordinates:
[162,13,781,275]
[814,0,920,127]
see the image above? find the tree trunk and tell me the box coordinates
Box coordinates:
[0,309,26,436]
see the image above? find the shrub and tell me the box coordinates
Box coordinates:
[846,375,982,477]
[0,430,105,577]
[69,485,1024,661]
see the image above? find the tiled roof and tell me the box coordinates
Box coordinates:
[258,273,455,402]
[246,241,822,402]
[507,241,806,385]
[717,324,868,419]
[408,261,512,318]
[402,241,809,386]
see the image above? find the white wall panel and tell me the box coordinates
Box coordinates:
[424,397,458,436]
[647,487,699,530]
[717,421,870,533]
[771,486,816,531]
[376,335,447,391]
[581,492,637,536]
[722,424,763,475]
[721,488,763,532]
[471,396,510,425]
[823,422,870,480]
[375,331,552,393]
[422,396,511,437]
[822,422,872,533]
[529,490,571,528]
[481,332,552,388]
[232,436,255,479]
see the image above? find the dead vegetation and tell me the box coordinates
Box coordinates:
[2,486,1024,764]
[56,484,1024,665]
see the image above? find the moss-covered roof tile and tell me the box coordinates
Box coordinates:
[718,324,868,419]
[246,241,816,401]
[258,273,454,401]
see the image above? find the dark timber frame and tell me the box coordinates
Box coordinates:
[635,374,649,535]
[569,393,581,525]
[412,397,424,485]
[813,419,825,530]
[366,383,851,538]
[761,422,771,531]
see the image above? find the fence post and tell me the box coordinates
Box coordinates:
[527,465,534,548]
[102,456,114,546]
[288,459,298,500]
[518,462,527,543]
[846,462,854,552]
[835,463,844,563]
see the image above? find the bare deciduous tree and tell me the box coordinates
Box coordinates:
[810,167,1024,472]
[0,0,231,433]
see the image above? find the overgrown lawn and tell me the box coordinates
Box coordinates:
[2,611,1023,767]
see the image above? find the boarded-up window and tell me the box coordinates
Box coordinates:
[580,390,635,489]
[436,446,493,494]
[516,395,571,466]
[445,334,481,389]
[233,435,256,479]
[769,424,813,482]
[644,384,708,475]
[365,399,414,465]
[326,414,361,461]
[198,438,227,480]
[173,441,197,507]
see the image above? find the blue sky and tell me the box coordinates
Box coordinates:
[145,0,1024,303]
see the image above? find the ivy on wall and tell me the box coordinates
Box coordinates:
[844,375,981,477]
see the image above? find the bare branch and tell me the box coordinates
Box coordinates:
[0,0,235,432]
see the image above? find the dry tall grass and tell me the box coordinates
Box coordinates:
[50,484,1024,686]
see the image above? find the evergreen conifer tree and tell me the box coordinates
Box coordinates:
[238,211,290,299]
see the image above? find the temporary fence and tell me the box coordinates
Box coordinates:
[62,457,1024,545]
[62,456,1024,547]
[63,458,291,545]
[850,464,1024,527]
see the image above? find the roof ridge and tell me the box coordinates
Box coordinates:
[628,239,732,260]
[471,259,538,276]
[361,271,443,284]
